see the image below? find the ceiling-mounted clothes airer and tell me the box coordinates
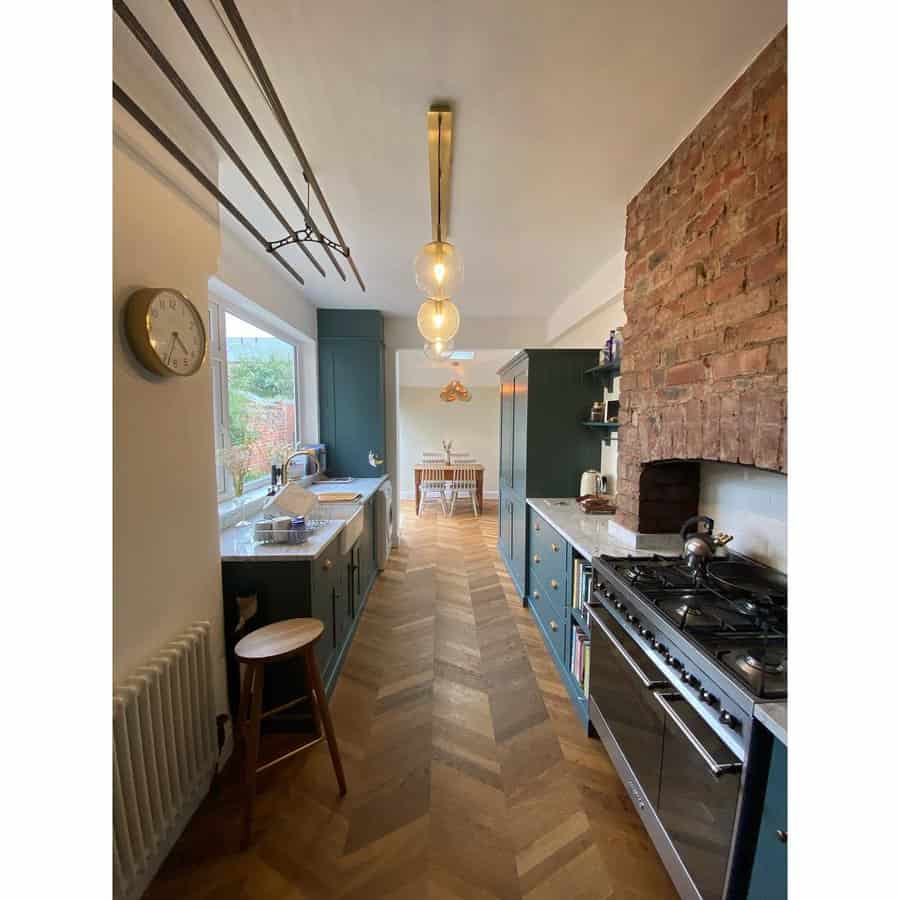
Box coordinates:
[416,106,463,360]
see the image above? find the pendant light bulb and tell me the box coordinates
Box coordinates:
[423,338,455,361]
[417,299,460,343]
[415,241,463,298]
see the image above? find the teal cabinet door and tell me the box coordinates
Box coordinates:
[319,339,385,477]
[511,366,529,497]
[311,553,337,677]
[500,378,514,488]
[512,496,527,597]
[748,738,787,899]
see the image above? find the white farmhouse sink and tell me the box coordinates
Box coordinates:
[340,506,364,555]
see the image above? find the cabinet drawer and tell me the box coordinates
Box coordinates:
[528,581,566,664]
[529,510,567,587]
[529,564,567,612]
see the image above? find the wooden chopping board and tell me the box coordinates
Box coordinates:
[316,492,362,502]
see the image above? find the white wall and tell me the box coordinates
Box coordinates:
[699,463,787,572]
[113,136,227,706]
[113,106,317,726]
[397,387,500,499]
[549,293,625,494]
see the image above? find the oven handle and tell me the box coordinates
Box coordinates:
[588,606,668,690]
[655,692,743,778]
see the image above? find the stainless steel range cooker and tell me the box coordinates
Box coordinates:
[586,553,787,900]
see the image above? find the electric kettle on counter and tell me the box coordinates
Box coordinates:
[579,470,608,497]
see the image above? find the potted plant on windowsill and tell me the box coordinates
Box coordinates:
[218,443,256,526]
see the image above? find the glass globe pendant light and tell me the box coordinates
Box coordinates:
[414,241,463,299]
[416,298,460,344]
[423,338,455,361]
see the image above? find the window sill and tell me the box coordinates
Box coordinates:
[218,485,270,531]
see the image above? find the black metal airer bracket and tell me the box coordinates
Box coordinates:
[266,230,350,257]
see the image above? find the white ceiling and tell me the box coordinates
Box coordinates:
[398,349,518,387]
[114,0,786,319]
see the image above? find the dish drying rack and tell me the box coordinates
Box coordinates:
[253,500,359,545]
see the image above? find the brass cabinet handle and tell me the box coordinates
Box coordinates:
[550,579,559,589]
[776,830,787,844]
[533,554,540,564]
[532,591,539,600]
[550,620,558,632]
[534,522,541,531]
[551,543,560,552]
[323,559,333,571]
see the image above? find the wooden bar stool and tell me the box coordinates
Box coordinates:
[235,619,346,848]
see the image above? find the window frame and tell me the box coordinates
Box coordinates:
[209,298,303,501]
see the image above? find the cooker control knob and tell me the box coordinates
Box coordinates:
[639,626,653,639]
[699,689,718,707]
[604,589,614,599]
[653,641,668,655]
[719,710,737,729]
[666,655,682,671]
[625,613,638,624]
[614,599,625,611]
[681,672,699,687]
[597,581,606,592]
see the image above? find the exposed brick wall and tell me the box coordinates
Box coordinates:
[615,29,787,534]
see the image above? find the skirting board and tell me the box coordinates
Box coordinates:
[607,519,682,552]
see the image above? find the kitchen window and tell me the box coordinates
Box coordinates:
[210,300,301,500]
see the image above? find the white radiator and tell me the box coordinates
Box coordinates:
[113,621,218,900]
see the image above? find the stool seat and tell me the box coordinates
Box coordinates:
[235,618,324,663]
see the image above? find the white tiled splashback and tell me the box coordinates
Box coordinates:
[698,462,787,572]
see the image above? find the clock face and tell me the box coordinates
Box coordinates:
[146,290,206,375]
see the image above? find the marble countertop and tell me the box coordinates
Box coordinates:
[525,497,658,561]
[754,701,787,746]
[220,476,386,562]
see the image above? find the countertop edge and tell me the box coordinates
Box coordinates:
[754,701,787,746]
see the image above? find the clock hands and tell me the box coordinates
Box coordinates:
[165,332,178,367]
[174,332,191,356]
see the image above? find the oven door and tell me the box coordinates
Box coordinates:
[588,604,671,807]
[655,692,743,899]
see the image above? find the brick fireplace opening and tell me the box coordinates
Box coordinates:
[638,461,700,534]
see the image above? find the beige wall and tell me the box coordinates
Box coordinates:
[113,140,227,708]
[549,294,625,494]
[397,387,500,499]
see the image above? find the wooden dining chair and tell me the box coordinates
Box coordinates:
[419,464,448,516]
[449,464,480,517]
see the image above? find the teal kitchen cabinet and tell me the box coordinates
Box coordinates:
[221,505,379,733]
[747,736,787,899]
[496,349,602,598]
[317,310,386,478]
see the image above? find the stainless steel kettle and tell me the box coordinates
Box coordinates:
[680,515,734,569]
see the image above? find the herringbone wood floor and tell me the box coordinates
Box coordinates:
[145,500,678,899]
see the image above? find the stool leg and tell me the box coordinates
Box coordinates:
[236,661,252,762]
[241,663,264,850]
[304,647,347,795]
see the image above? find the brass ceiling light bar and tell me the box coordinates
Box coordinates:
[165,0,354,283]
[416,105,463,360]
[113,0,322,278]
[217,0,366,293]
[113,83,306,288]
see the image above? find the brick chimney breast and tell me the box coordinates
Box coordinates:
[614,29,787,536]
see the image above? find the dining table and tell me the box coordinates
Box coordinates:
[413,463,485,514]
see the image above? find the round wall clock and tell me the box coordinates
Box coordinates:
[125,288,207,377]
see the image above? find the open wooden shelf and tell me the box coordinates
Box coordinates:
[583,361,620,377]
